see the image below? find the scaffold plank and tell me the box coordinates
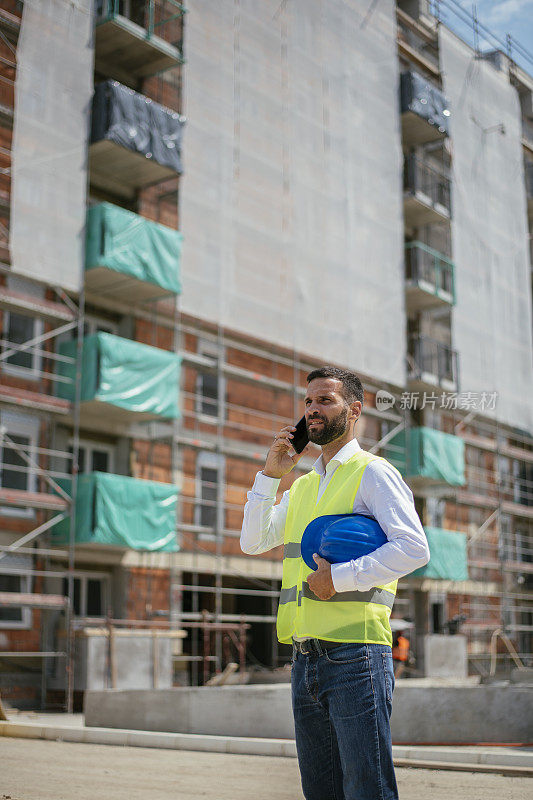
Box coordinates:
[0,488,67,511]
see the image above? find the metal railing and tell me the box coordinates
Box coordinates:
[0,54,15,111]
[396,8,439,72]
[428,0,533,76]
[408,334,458,386]
[404,154,452,215]
[405,240,455,301]
[96,0,186,48]
[525,161,533,199]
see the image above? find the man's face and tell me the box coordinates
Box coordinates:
[304,378,351,446]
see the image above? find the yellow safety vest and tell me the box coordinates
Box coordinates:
[277,450,398,646]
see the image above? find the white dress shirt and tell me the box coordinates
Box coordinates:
[240,437,430,593]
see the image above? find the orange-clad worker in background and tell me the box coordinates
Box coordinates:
[392,630,410,678]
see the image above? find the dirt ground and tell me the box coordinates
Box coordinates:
[1,737,531,800]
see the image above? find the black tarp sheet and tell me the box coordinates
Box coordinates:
[91,80,185,173]
[400,70,450,136]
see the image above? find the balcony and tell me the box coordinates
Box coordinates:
[85,203,182,303]
[51,472,178,552]
[405,241,455,312]
[56,332,180,426]
[412,528,469,581]
[408,334,458,392]
[0,52,15,126]
[396,7,440,79]
[385,427,466,489]
[95,0,185,85]
[522,115,533,156]
[400,71,450,147]
[526,161,533,224]
[90,80,185,199]
[403,155,452,228]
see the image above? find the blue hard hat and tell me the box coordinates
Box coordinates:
[301,514,388,571]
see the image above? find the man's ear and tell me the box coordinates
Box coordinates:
[350,400,362,424]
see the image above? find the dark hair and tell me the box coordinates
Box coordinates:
[306,366,364,407]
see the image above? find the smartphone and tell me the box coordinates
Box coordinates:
[291,415,309,454]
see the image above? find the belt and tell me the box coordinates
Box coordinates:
[292,638,343,655]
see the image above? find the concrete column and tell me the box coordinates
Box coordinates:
[414,589,429,675]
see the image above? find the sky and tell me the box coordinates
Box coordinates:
[438,0,533,75]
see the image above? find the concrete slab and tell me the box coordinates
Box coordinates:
[392,684,533,744]
[84,682,533,744]
[424,635,467,678]
[85,684,295,739]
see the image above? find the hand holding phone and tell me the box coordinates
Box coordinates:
[263,417,309,478]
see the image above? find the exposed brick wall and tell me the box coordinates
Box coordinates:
[0,514,40,534]
[0,38,15,109]
[132,439,173,484]
[0,132,11,204]
[4,0,530,680]
[2,621,40,652]
[0,2,22,19]
[0,566,45,651]
[143,73,182,113]
[1,684,38,704]
[174,338,323,562]
[134,317,174,352]
[0,6,16,209]
[447,593,501,628]
[137,178,180,229]
[126,567,170,621]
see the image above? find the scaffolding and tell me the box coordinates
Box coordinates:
[0,277,84,710]
[2,290,530,688]
[1,0,533,710]
[0,0,187,707]
[396,0,533,676]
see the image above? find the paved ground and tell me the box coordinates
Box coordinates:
[2,737,531,800]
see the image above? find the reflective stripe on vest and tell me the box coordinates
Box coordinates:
[283,542,301,558]
[276,450,398,646]
[280,584,396,608]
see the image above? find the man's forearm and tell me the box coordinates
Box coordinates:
[240,471,288,554]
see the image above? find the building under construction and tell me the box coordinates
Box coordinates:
[0,0,532,708]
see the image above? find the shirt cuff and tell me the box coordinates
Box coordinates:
[252,470,281,498]
[331,562,356,593]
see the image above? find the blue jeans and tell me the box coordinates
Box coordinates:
[291,641,398,800]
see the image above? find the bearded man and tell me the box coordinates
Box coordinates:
[241,366,429,800]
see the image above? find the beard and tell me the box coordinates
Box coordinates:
[306,406,349,445]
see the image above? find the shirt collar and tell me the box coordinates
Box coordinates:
[312,437,362,477]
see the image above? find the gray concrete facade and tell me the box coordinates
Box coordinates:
[10,0,93,292]
[180,0,406,386]
[440,28,533,434]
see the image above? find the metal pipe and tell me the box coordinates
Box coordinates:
[0,320,77,362]
[0,513,67,560]
[0,431,71,501]
[66,286,85,714]
[173,584,279,597]
[169,294,181,631]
